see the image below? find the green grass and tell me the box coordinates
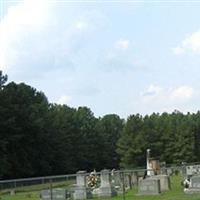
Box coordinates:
[123,175,200,200]
[1,175,200,200]
[0,192,39,200]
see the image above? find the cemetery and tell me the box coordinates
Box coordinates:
[1,149,200,200]
[1,1,200,200]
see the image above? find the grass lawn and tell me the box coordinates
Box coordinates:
[1,175,200,200]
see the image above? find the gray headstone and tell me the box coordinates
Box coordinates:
[138,179,160,195]
[131,172,138,185]
[160,168,167,175]
[76,171,86,186]
[98,170,117,197]
[166,168,173,176]
[113,171,121,187]
[124,174,132,189]
[191,176,200,188]
[73,187,92,200]
[73,171,92,200]
[149,175,170,191]
[41,188,66,200]
[186,165,200,176]
[112,171,123,194]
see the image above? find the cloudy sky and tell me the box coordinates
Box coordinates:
[1,0,200,118]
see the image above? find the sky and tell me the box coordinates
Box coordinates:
[1,0,200,118]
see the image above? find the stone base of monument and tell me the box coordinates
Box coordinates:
[138,179,160,195]
[184,188,200,194]
[40,188,66,200]
[73,186,92,200]
[148,175,170,191]
[98,186,117,197]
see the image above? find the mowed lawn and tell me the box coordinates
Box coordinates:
[1,175,200,200]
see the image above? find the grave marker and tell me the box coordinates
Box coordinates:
[73,171,92,200]
[41,188,66,200]
[98,169,117,197]
[138,179,160,195]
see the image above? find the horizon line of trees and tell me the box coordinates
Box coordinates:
[0,71,200,179]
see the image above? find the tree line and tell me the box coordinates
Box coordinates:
[0,71,200,179]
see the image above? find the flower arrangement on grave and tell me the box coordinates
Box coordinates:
[87,170,99,189]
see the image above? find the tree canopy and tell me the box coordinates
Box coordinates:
[1,71,200,179]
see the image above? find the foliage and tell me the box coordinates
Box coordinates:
[0,70,8,89]
[117,112,199,168]
[0,72,123,178]
[1,71,200,178]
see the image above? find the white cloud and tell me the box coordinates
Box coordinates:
[172,47,185,55]
[170,86,194,101]
[0,0,50,70]
[173,30,200,55]
[57,95,72,105]
[102,38,139,71]
[142,84,163,97]
[0,1,105,73]
[141,84,196,114]
[142,84,195,104]
[75,21,88,31]
[115,39,130,50]
[73,10,106,33]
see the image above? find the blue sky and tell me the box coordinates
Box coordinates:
[1,0,200,118]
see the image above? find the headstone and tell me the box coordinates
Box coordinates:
[41,188,66,200]
[112,171,123,194]
[138,179,160,195]
[77,171,86,186]
[98,169,117,197]
[166,168,173,176]
[186,165,200,176]
[191,176,200,188]
[160,168,167,175]
[149,175,170,191]
[73,171,92,200]
[124,174,132,189]
[113,171,121,187]
[131,172,138,186]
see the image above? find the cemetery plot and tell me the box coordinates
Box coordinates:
[138,179,161,195]
[2,174,200,200]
